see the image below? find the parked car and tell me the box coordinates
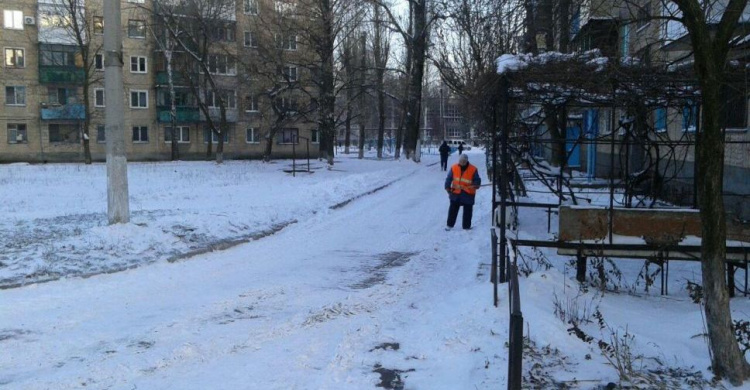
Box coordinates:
[446,139,471,151]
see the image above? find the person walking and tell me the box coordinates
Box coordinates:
[457,142,464,155]
[438,141,451,171]
[445,154,481,230]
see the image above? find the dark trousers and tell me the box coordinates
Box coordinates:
[447,201,473,229]
[440,156,448,171]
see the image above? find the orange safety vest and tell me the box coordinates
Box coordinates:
[450,164,477,195]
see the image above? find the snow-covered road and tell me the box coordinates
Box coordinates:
[1,153,505,389]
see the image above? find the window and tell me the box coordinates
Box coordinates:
[203,127,229,143]
[130,56,147,73]
[682,102,698,132]
[128,0,145,3]
[211,24,236,42]
[722,84,747,129]
[208,54,236,75]
[7,123,27,144]
[130,90,148,108]
[49,124,80,143]
[4,10,23,30]
[40,45,77,66]
[246,127,260,143]
[311,129,319,143]
[274,0,297,16]
[206,89,236,109]
[245,95,259,112]
[95,54,103,70]
[93,16,103,34]
[128,20,146,38]
[165,126,190,143]
[94,88,105,107]
[5,48,24,68]
[447,128,462,138]
[277,128,298,144]
[96,124,105,143]
[275,34,297,50]
[637,2,651,30]
[283,65,297,81]
[48,87,77,105]
[244,31,258,48]
[132,126,149,142]
[5,86,25,105]
[275,96,298,113]
[244,0,259,15]
[620,25,630,58]
[654,107,667,132]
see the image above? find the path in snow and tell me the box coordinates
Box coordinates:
[1,155,504,390]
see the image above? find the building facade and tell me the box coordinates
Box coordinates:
[1,0,319,163]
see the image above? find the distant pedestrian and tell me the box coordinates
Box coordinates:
[438,141,451,171]
[457,142,464,155]
[445,154,481,230]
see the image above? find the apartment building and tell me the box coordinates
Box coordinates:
[1,0,319,163]
[521,0,750,218]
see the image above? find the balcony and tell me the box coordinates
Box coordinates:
[40,104,85,120]
[157,106,202,123]
[39,66,85,85]
[207,107,238,123]
[155,71,194,87]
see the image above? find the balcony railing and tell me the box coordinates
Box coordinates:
[157,106,202,123]
[41,104,86,120]
[39,66,85,85]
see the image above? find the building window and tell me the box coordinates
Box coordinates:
[283,65,297,81]
[311,129,319,144]
[93,16,103,34]
[244,0,259,15]
[128,20,146,38]
[7,123,27,144]
[722,84,747,129]
[95,53,103,70]
[637,2,651,30]
[276,34,297,50]
[277,128,298,144]
[96,124,105,143]
[130,56,147,73]
[94,88,105,107]
[206,89,236,109]
[208,54,236,75]
[130,90,148,108]
[447,128,461,138]
[682,102,698,132]
[49,124,80,143]
[620,25,630,58]
[654,107,667,132]
[165,126,190,143]
[5,86,25,105]
[245,94,259,112]
[132,126,148,142]
[244,31,258,48]
[203,128,229,143]
[5,48,24,68]
[246,127,260,143]
[40,46,77,66]
[48,87,77,105]
[275,96,298,113]
[4,10,23,30]
[211,24,235,42]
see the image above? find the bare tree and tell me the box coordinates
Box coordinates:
[372,2,391,159]
[153,0,237,164]
[666,0,750,383]
[39,0,103,164]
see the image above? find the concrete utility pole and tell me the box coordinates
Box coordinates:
[104,0,130,224]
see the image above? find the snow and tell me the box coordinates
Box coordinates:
[1,150,748,389]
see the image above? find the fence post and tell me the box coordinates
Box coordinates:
[507,263,523,390]
[491,228,498,306]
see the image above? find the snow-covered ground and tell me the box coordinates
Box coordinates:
[1,150,748,389]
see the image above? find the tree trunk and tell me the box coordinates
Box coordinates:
[403,0,427,161]
[317,0,336,165]
[374,4,387,159]
[698,79,749,385]
[166,49,179,161]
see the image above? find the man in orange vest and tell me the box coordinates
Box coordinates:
[445,154,481,230]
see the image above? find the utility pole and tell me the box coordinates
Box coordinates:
[104,0,130,224]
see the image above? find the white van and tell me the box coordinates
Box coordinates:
[446,139,471,151]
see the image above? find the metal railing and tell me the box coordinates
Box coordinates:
[507,259,523,389]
